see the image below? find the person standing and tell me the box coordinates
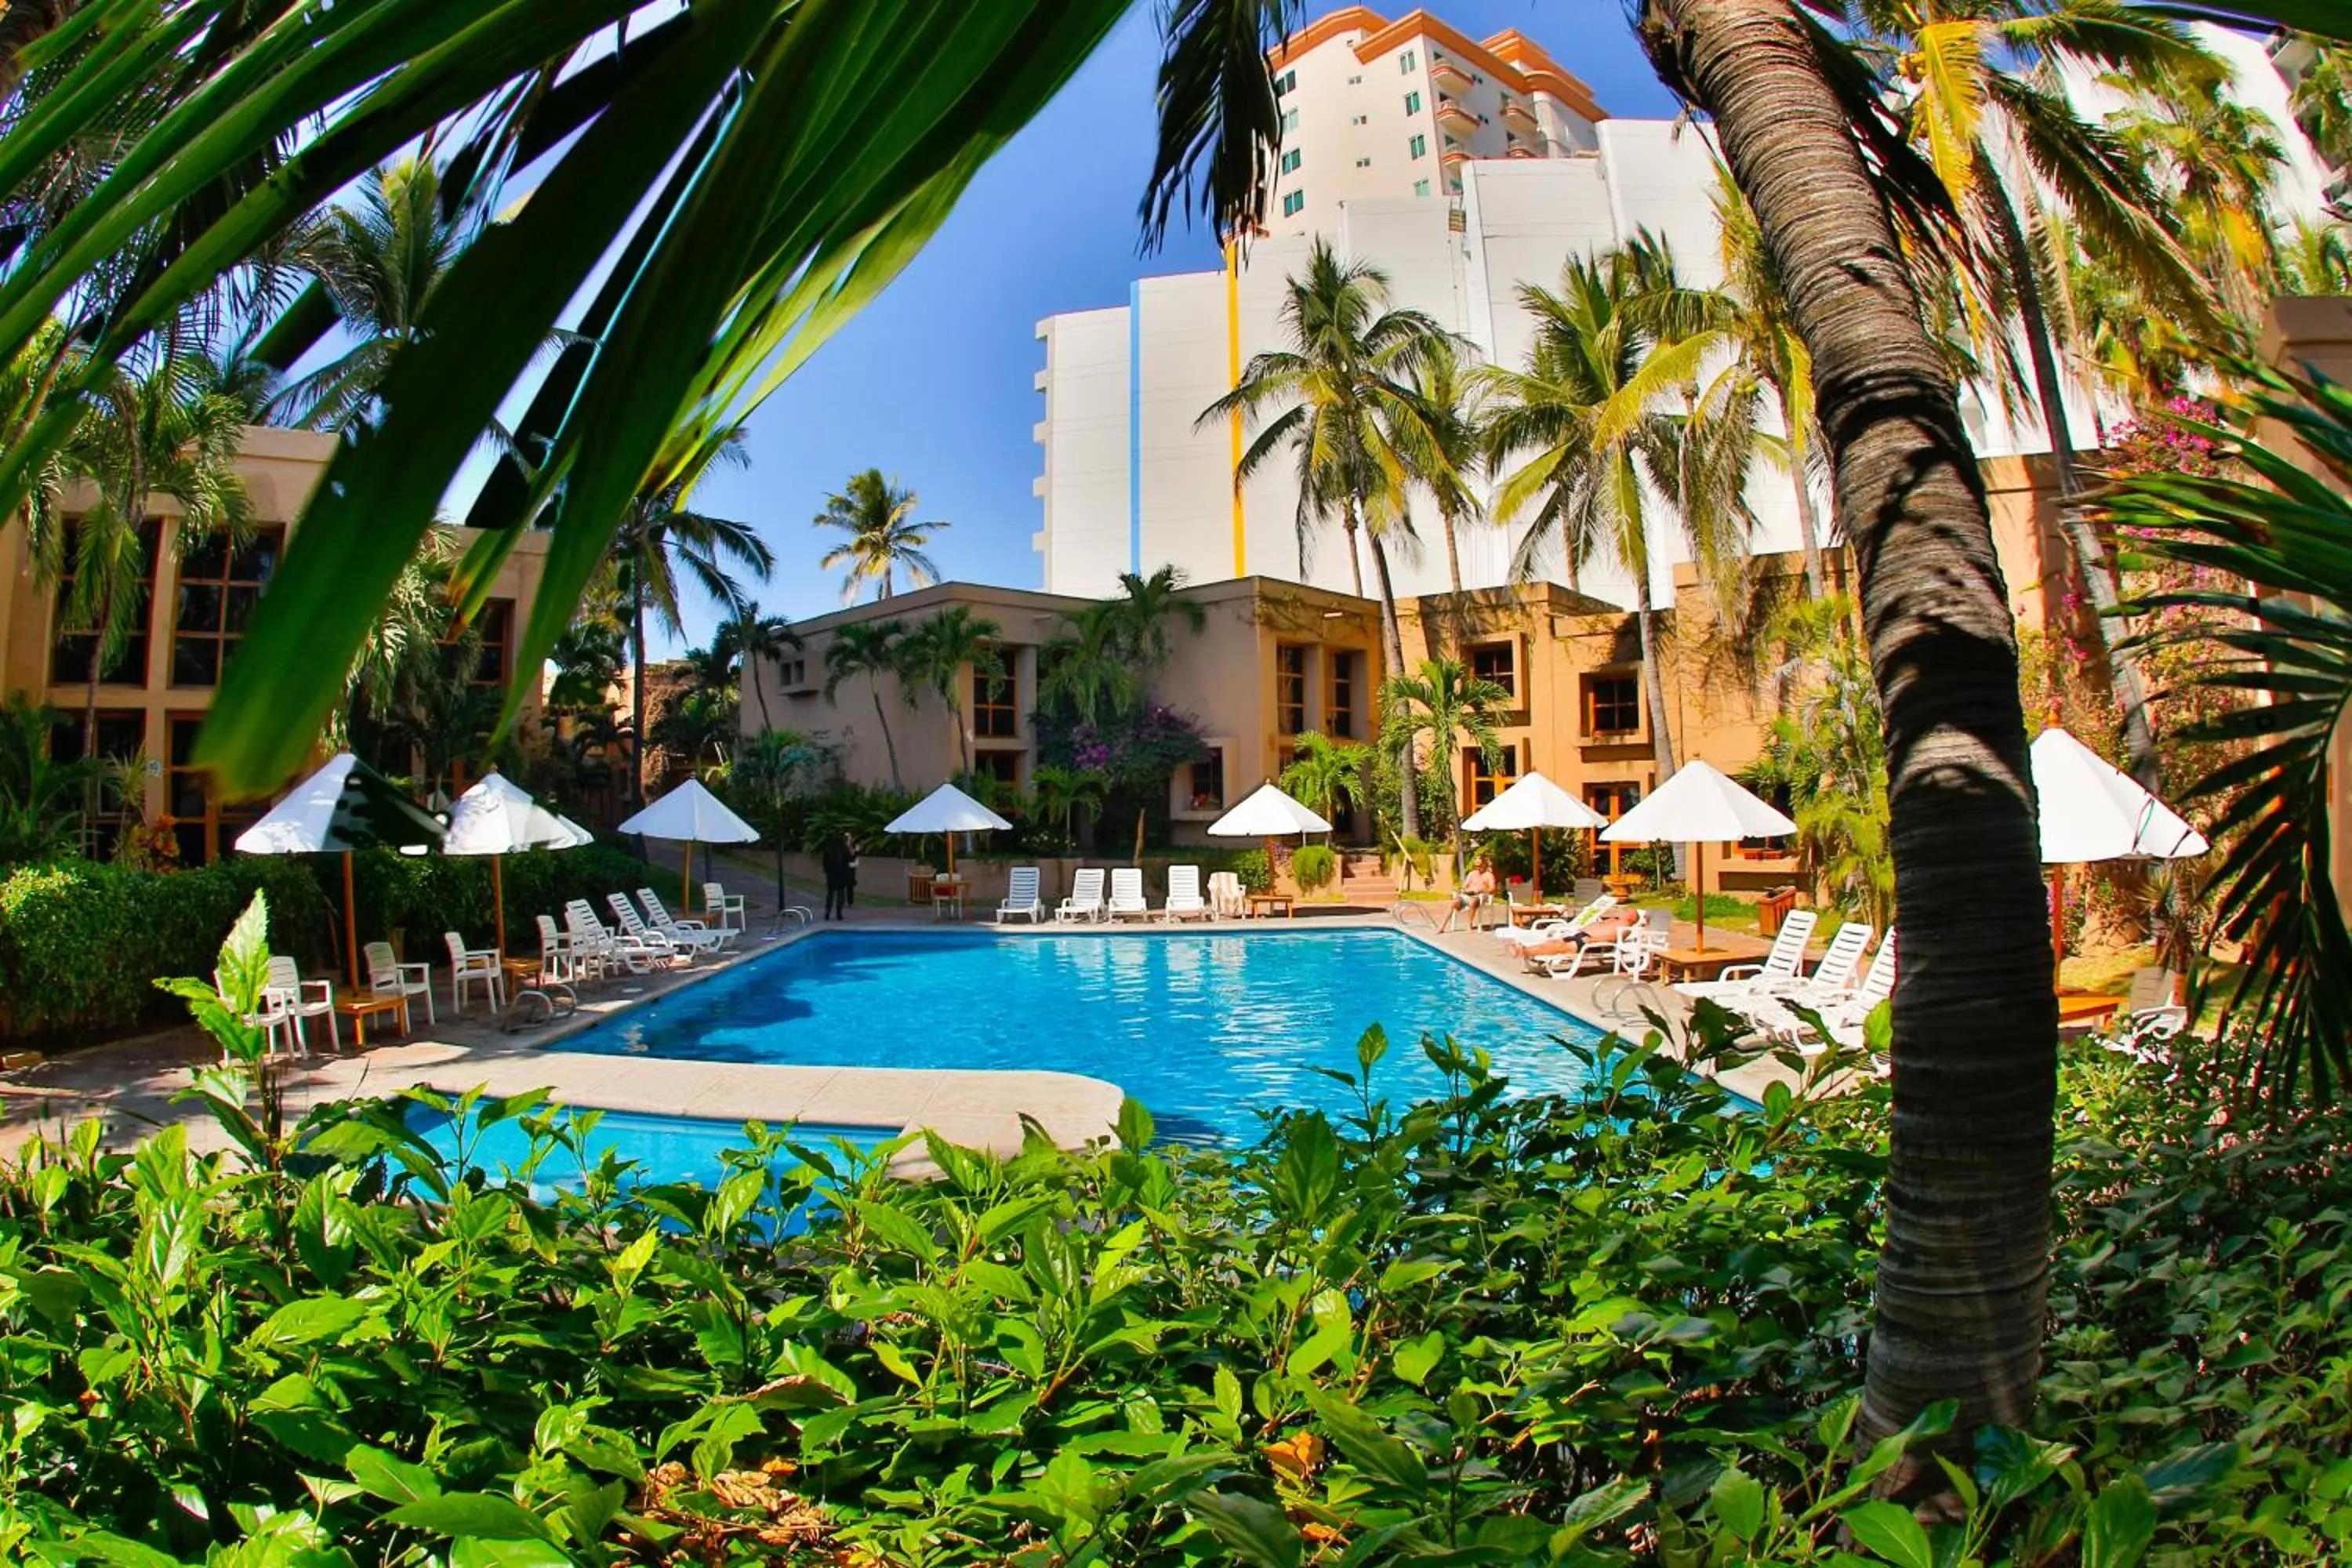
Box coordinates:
[822,831,855,920]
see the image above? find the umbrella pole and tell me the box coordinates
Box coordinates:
[1694,840,1707,953]
[946,832,956,877]
[343,851,360,990]
[1530,829,1541,902]
[682,840,695,913]
[2051,866,2066,971]
[492,856,506,956]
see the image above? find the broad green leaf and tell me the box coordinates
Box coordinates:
[2083,1475,2157,1568]
[1189,1490,1302,1568]
[1842,1501,1933,1568]
[346,1444,441,1507]
[1392,1330,1445,1387]
[244,1296,369,1353]
[385,1494,557,1544]
[1711,1463,1766,1541]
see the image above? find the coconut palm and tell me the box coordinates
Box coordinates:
[1837,0,2223,793]
[822,620,909,793]
[2278,217,2352,297]
[815,470,945,604]
[1278,731,1369,844]
[1036,567,1204,726]
[714,605,801,737]
[612,448,773,808]
[1715,169,1829,597]
[1634,0,2063,1466]
[1105,565,1207,671]
[2288,40,2352,186]
[1200,239,1458,838]
[1483,237,1756,790]
[1385,337,1490,643]
[2105,84,2291,330]
[35,347,253,769]
[896,605,1004,772]
[1378,656,1508,854]
[1740,597,1893,926]
[267,158,480,432]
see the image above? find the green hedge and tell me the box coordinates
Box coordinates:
[0,857,332,1043]
[0,843,655,1045]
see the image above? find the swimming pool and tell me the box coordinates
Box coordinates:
[407,1102,891,1197]
[561,929,1609,1143]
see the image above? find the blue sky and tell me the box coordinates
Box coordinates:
[681,4,1682,651]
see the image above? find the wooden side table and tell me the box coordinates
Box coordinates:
[333,990,409,1047]
[2056,993,2125,1031]
[1247,893,1295,919]
[1658,939,1772,984]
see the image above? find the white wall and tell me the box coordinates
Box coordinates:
[1033,307,1130,600]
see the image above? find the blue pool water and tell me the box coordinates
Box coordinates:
[407,1102,890,1196]
[561,930,1609,1143]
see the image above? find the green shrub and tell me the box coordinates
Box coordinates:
[348,840,650,956]
[1228,846,1271,892]
[1290,842,1338,891]
[0,856,332,1041]
[5,1001,2340,1563]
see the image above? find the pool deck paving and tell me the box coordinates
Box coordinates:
[0,895,1828,1164]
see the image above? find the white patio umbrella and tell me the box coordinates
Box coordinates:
[444,771,587,955]
[234,752,445,987]
[619,778,759,911]
[1207,782,1333,882]
[885,782,1013,877]
[1461,771,1608,900]
[1599,759,1797,953]
[2031,726,2208,964]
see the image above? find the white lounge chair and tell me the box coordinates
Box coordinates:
[2105,964,2187,1061]
[641,887,737,952]
[1206,870,1247,919]
[1162,865,1209,922]
[1494,894,1617,949]
[702,882,749,931]
[1530,908,1657,981]
[1744,930,1899,1052]
[363,940,434,1031]
[564,900,644,975]
[1781,921,1875,1007]
[995,866,1047,924]
[1057,868,1107,923]
[607,893,694,962]
[1677,909,1819,1001]
[1107,867,1151,920]
[1594,916,1674,1017]
[444,931,507,1013]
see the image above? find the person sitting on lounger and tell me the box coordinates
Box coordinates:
[1514,904,1641,967]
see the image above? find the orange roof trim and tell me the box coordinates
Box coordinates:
[1267,7,1607,122]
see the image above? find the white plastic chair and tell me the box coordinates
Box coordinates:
[1530,909,1652,980]
[564,901,640,975]
[1106,867,1150,920]
[535,913,580,985]
[1056,868,1107,923]
[224,971,302,1061]
[2106,964,2187,1061]
[263,955,339,1054]
[995,866,1047,924]
[1595,916,1674,1018]
[1494,895,1617,949]
[444,931,507,1013]
[1162,865,1209,922]
[702,882,749,931]
[640,888,735,952]
[363,940,433,1031]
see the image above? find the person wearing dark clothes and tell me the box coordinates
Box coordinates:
[821,832,855,920]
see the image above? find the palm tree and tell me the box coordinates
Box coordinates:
[2278,217,2352,296]
[714,605,801,736]
[1200,239,1457,838]
[1740,597,1894,926]
[1106,566,1207,670]
[2289,40,2352,187]
[1385,338,1490,644]
[1483,238,1755,791]
[1027,763,1108,851]
[2105,83,2290,332]
[1036,568,1205,725]
[822,620,909,792]
[1378,657,1508,855]
[1635,0,2060,1467]
[896,606,1005,772]
[612,448,773,809]
[267,158,477,432]
[815,470,946,604]
[36,348,253,770]
[1715,169,1828,598]
[1277,731,1369,844]
[1840,0,2220,793]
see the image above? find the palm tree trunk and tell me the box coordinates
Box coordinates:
[870,683,902,791]
[1366,528,1421,843]
[630,578,648,811]
[1341,510,1367,600]
[1633,581,1686,881]
[1788,448,1827,599]
[1442,509,1469,658]
[1987,180,2160,790]
[750,648,775,735]
[1645,0,2056,1476]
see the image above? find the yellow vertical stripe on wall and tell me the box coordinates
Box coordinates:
[1225,239,1245,578]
